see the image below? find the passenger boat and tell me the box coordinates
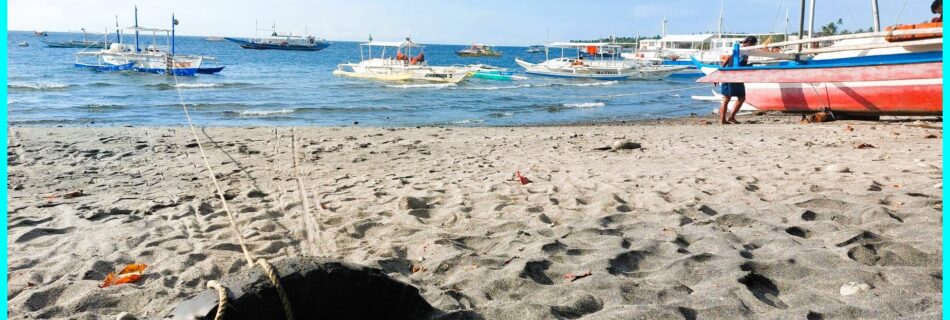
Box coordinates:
[526,45,543,53]
[34,31,48,37]
[204,36,225,42]
[516,42,684,80]
[75,8,222,76]
[456,44,502,57]
[333,39,471,83]
[697,6,942,116]
[225,26,329,51]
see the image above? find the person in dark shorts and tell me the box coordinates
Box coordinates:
[719,36,757,124]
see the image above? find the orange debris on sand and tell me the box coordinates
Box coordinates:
[100,263,148,288]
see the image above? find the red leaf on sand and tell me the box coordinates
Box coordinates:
[563,270,592,282]
[515,171,530,185]
[118,263,148,275]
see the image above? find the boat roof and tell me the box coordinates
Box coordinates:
[125,26,171,33]
[361,40,422,48]
[657,34,715,43]
[546,42,620,48]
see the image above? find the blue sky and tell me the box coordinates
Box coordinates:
[9,0,935,45]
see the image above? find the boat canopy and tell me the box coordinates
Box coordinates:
[361,41,422,48]
[125,26,171,33]
[658,34,715,43]
[546,42,620,48]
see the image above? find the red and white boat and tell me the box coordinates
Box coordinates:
[698,9,942,116]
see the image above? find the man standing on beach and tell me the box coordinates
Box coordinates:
[719,36,757,125]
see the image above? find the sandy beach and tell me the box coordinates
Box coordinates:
[7,117,943,319]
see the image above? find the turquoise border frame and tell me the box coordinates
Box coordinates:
[943,13,948,320]
[2,0,9,317]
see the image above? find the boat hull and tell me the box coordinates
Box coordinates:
[226,38,329,51]
[699,61,942,115]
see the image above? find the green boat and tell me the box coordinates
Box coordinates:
[457,44,502,57]
[469,67,527,81]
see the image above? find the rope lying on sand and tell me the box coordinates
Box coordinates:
[171,70,295,320]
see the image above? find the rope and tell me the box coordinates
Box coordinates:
[257,259,295,320]
[170,59,296,320]
[206,280,228,320]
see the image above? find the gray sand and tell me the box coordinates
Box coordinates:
[7,120,943,319]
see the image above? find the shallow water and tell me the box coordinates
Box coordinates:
[8,31,714,127]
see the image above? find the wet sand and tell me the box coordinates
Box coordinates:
[7,118,943,319]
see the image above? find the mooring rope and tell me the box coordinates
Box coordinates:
[170,64,295,320]
[206,280,228,320]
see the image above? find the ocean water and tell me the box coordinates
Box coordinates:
[8,31,715,127]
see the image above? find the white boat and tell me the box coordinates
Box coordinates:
[74,8,213,76]
[516,42,684,80]
[333,39,471,83]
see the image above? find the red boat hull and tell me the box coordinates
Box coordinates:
[699,62,943,115]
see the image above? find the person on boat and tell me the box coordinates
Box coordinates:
[396,51,408,62]
[932,0,942,22]
[718,36,757,125]
[410,52,425,65]
[572,56,586,66]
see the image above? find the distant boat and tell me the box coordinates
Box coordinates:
[42,29,111,48]
[526,45,543,53]
[226,25,329,51]
[17,42,28,47]
[204,36,225,42]
[456,44,502,57]
[34,31,48,37]
[516,42,684,80]
[333,38,470,83]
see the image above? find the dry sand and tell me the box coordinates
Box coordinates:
[7,119,943,319]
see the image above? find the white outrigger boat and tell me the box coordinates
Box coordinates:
[74,8,219,76]
[333,39,471,83]
[515,42,685,80]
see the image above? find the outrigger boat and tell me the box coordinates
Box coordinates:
[467,65,527,81]
[526,45,543,53]
[697,0,942,116]
[226,24,329,51]
[75,8,223,76]
[516,42,685,80]
[333,39,471,83]
[42,28,111,48]
[456,44,502,57]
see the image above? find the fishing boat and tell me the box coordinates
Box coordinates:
[516,42,685,80]
[226,24,329,51]
[526,45,543,53]
[17,42,28,47]
[333,39,470,83]
[697,1,942,116]
[34,31,48,37]
[456,44,502,57]
[42,29,111,48]
[75,8,217,76]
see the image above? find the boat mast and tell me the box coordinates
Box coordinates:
[785,8,790,42]
[82,28,86,43]
[871,0,881,32]
[171,14,176,56]
[134,6,140,52]
[807,0,816,40]
[662,15,668,37]
[718,0,724,38]
[797,0,806,55]
[115,15,121,44]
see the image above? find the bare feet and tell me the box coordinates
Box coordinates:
[728,118,741,124]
